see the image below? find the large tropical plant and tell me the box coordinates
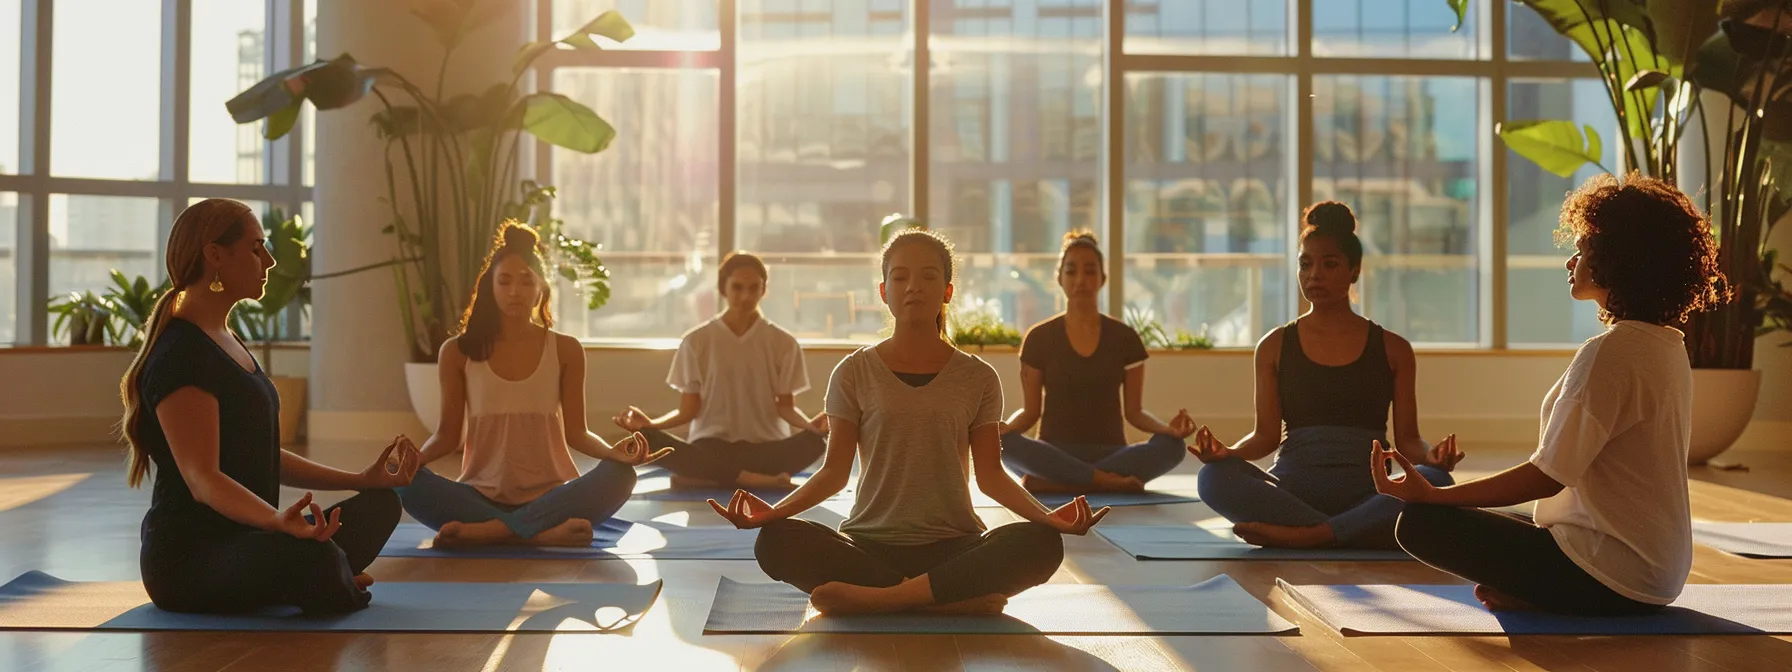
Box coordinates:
[1468,0,1792,369]
[226,1,629,362]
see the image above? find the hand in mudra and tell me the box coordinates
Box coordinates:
[613,431,673,466]
[612,407,652,432]
[1371,440,1439,504]
[1426,434,1465,471]
[362,435,421,488]
[1186,426,1233,463]
[708,490,776,529]
[1167,409,1198,439]
[277,492,341,541]
[1045,495,1111,535]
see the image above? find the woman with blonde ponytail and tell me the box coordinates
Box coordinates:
[396,221,672,549]
[126,198,419,615]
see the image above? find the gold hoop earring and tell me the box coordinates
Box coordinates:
[209,273,224,293]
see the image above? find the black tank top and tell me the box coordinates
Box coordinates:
[1277,320,1393,433]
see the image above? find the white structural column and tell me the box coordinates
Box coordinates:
[309,0,527,441]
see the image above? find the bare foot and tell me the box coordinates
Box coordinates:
[1232,521,1335,548]
[1474,585,1538,612]
[735,471,796,490]
[433,520,518,547]
[1090,469,1146,493]
[530,518,594,547]
[670,474,725,490]
[809,582,917,616]
[917,594,1008,615]
[353,573,375,590]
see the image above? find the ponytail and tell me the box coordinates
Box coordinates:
[120,291,183,487]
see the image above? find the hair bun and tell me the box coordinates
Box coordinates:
[498,221,541,251]
[1304,201,1357,234]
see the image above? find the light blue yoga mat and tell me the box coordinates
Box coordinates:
[1279,580,1792,636]
[702,575,1297,635]
[379,520,757,560]
[1692,521,1792,559]
[0,571,662,633]
[1095,525,1412,561]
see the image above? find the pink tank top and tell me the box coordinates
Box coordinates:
[457,331,580,504]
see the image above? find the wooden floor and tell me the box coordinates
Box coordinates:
[3,443,1791,672]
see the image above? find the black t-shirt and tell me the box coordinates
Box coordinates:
[1019,315,1149,446]
[137,318,281,546]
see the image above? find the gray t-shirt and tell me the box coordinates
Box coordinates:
[825,345,1004,545]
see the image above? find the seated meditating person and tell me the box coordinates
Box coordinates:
[999,230,1195,494]
[613,252,827,490]
[710,229,1108,616]
[1376,174,1727,616]
[397,222,670,548]
[126,198,416,615]
[1189,201,1462,550]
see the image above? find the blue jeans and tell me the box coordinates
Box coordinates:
[1196,425,1455,549]
[396,462,636,540]
[1000,431,1187,486]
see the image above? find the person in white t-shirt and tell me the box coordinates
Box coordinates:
[1372,173,1731,616]
[613,252,828,490]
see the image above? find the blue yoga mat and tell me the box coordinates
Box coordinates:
[379,520,758,560]
[1279,580,1792,636]
[702,575,1297,635]
[1095,525,1411,561]
[1027,491,1201,509]
[0,571,662,633]
[1692,521,1792,559]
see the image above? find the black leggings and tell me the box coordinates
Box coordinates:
[1394,503,1663,616]
[643,428,825,484]
[754,518,1064,604]
[140,489,402,615]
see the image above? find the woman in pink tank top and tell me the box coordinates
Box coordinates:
[397,222,672,548]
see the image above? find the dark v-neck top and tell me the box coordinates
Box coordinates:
[1019,315,1149,445]
[137,318,281,546]
[1277,320,1393,433]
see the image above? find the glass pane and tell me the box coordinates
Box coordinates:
[48,195,160,344]
[736,0,910,341]
[0,0,19,175]
[0,192,15,343]
[303,0,317,186]
[300,201,313,338]
[52,0,162,179]
[190,0,267,185]
[1125,0,1288,56]
[1313,75,1480,345]
[551,68,720,340]
[1508,2,1588,61]
[1124,72,1290,347]
[1507,80,1610,345]
[1313,0,1478,60]
[553,0,719,51]
[929,1,1102,340]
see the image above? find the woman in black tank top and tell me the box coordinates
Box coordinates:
[1186,202,1465,550]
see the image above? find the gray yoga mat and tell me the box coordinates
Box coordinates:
[1095,525,1412,561]
[379,521,757,560]
[702,575,1297,635]
[1278,580,1792,636]
[0,571,662,633]
[1692,521,1792,559]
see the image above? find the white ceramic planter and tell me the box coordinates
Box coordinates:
[1689,368,1761,465]
[405,362,442,433]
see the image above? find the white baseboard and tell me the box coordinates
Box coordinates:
[306,410,431,442]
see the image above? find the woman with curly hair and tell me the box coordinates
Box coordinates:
[1373,173,1730,616]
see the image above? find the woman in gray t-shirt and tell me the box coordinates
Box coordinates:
[709,229,1110,617]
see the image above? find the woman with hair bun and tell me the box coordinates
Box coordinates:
[397,221,673,549]
[1190,201,1461,550]
[998,230,1194,494]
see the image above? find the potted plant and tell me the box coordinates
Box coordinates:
[47,291,116,346]
[103,271,173,348]
[948,297,1023,350]
[226,2,628,429]
[230,208,312,445]
[1479,0,1792,463]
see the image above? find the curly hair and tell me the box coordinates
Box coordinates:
[1554,173,1732,326]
